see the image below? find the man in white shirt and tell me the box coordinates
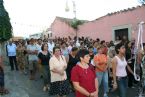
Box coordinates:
[36,39,42,53]
[48,39,55,53]
[68,42,73,53]
[6,40,18,71]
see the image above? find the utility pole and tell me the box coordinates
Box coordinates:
[72,1,76,19]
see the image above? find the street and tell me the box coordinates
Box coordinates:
[1,65,139,97]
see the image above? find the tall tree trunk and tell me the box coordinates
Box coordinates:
[0,42,9,65]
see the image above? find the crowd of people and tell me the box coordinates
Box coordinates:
[0,36,145,97]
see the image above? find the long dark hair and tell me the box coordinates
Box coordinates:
[41,43,48,51]
[115,42,125,54]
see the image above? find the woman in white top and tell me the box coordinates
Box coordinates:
[112,42,134,97]
[49,46,70,97]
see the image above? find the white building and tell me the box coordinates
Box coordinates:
[29,33,43,39]
[29,28,52,39]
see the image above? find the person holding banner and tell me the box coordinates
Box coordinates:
[112,42,134,97]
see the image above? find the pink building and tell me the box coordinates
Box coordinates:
[51,5,145,42]
[78,5,145,42]
[51,16,76,38]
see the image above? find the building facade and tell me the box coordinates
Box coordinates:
[51,5,145,42]
[78,5,145,42]
[51,17,76,38]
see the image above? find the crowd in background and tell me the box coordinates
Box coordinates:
[1,35,145,97]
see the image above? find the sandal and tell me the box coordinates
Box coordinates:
[0,89,9,95]
[0,90,4,95]
[3,89,9,94]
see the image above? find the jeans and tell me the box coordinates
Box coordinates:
[9,56,18,70]
[96,71,109,93]
[117,76,128,97]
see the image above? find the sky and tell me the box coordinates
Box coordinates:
[3,0,140,38]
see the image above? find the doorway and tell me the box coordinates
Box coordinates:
[114,28,128,41]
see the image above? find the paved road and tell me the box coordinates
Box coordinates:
[1,65,140,97]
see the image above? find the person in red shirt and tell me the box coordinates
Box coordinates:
[71,49,98,97]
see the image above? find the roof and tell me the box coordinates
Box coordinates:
[94,4,145,21]
[55,16,89,26]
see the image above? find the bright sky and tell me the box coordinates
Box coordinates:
[3,0,140,38]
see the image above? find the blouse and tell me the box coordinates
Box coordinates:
[71,65,96,97]
[49,55,67,82]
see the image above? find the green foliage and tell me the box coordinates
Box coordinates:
[0,0,12,42]
[71,19,85,30]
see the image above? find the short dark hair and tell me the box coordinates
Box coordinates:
[41,43,48,51]
[93,41,97,45]
[43,39,47,42]
[115,42,124,54]
[71,47,78,52]
[53,46,60,54]
[88,46,93,49]
[37,38,42,41]
[96,38,100,42]
[76,49,89,61]
[61,41,66,46]
[101,40,105,45]
[97,45,104,50]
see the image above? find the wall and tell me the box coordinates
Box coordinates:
[51,18,76,38]
[78,6,145,42]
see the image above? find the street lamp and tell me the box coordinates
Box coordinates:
[72,0,76,19]
[65,0,78,41]
[65,0,77,19]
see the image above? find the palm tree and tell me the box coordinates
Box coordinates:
[0,0,12,64]
[71,19,85,40]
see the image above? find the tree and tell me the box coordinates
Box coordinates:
[71,19,85,40]
[0,0,12,64]
[0,0,12,42]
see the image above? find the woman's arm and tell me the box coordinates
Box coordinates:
[137,52,142,65]
[65,55,69,63]
[72,82,94,97]
[49,58,62,74]
[51,68,63,74]
[112,58,117,89]
[127,65,134,75]
[94,78,99,97]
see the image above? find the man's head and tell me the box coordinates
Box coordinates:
[30,38,35,45]
[37,39,42,45]
[9,40,13,45]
